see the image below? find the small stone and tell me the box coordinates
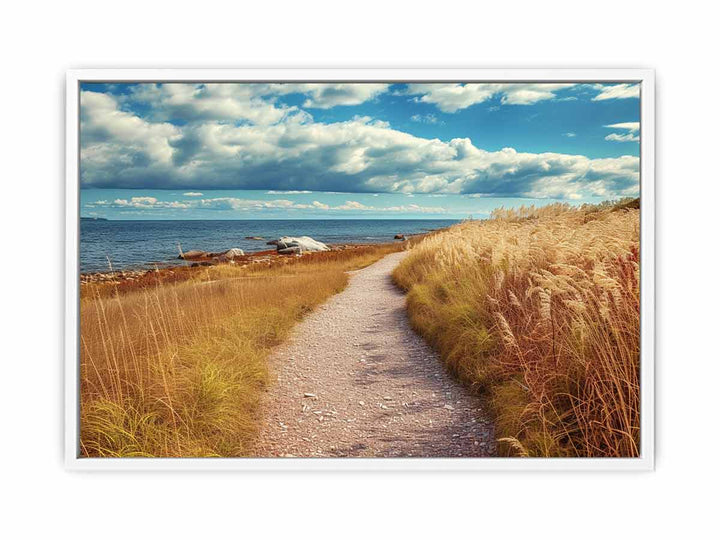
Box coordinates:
[444,404,455,411]
[303,393,317,398]
[383,396,393,401]
[358,401,365,406]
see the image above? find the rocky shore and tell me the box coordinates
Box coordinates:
[80,230,425,289]
[80,241,386,286]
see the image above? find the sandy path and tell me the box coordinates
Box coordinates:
[251,251,495,458]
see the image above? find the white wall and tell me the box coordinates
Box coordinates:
[1,1,717,538]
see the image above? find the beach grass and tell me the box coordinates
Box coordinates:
[392,199,640,457]
[79,243,402,457]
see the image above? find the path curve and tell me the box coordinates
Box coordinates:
[252,250,495,458]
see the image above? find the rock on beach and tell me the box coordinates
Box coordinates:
[274,236,330,255]
[178,249,208,260]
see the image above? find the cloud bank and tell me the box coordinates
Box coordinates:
[80,83,640,201]
[87,196,447,214]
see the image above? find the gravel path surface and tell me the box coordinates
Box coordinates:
[251,251,495,458]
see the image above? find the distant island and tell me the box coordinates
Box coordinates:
[80,216,108,221]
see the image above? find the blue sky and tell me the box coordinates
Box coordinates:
[80,82,640,220]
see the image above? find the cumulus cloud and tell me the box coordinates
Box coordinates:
[267,83,389,109]
[593,83,640,101]
[405,83,576,112]
[604,121,640,142]
[125,83,304,126]
[81,91,180,167]
[80,88,639,200]
[335,200,371,211]
[183,192,203,196]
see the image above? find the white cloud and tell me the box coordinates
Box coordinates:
[125,83,302,125]
[266,190,313,194]
[81,91,180,165]
[410,113,440,124]
[383,203,447,214]
[605,133,639,142]
[92,197,191,209]
[605,122,640,131]
[267,83,389,109]
[335,200,371,211]
[406,83,576,112]
[183,192,204,196]
[593,83,640,101]
[604,121,640,142]
[563,132,576,138]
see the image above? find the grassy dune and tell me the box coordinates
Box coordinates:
[80,244,401,457]
[393,200,640,457]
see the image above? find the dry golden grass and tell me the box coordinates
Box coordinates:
[80,244,402,457]
[393,199,640,457]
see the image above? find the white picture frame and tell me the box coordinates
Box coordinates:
[66,68,655,471]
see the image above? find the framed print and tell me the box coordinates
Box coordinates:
[65,69,654,470]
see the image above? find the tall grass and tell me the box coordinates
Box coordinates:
[393,200,640,457]
[80,244,401,457]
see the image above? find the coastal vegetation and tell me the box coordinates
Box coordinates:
[392,199,640,457]
[80,244,402,457]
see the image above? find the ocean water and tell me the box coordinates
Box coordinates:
[80,219,459,273]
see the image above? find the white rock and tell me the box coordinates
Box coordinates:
[276,236,330,253]
[223,248,245,259]
[303,392,317,398]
